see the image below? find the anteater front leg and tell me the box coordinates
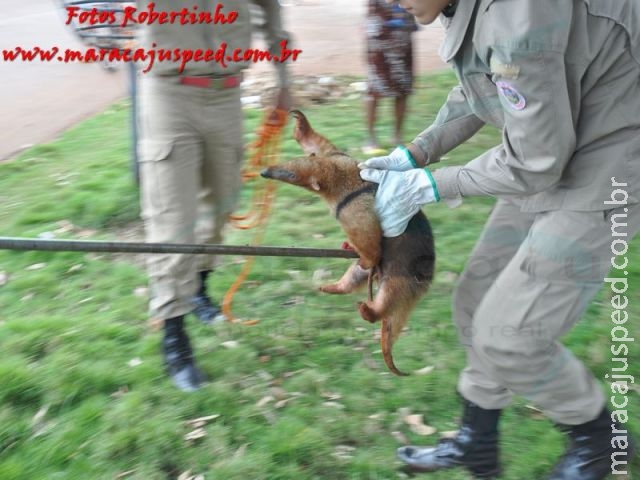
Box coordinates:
[341,212,382,270]
[319,261,369,294]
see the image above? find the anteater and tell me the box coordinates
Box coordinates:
[261,110,435,376]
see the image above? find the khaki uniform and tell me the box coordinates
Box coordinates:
[413,0,640,424]
[137,0,289,319]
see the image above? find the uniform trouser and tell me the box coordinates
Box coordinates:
[453,199,639,425]
[138,76,244,320]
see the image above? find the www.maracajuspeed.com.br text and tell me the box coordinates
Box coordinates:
[2,40,302,74]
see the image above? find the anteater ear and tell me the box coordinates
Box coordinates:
[291,110,340,156]
[310,176,321,191]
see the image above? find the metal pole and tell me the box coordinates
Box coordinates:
[128,60,139,184]
[0,237,358,259]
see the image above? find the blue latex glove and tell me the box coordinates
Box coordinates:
[359,168,440,237]
[358,146,418,172]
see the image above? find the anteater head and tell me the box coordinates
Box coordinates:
[261,110,362,201]
[260,156,340,195]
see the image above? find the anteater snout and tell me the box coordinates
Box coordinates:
[260,168,297,182]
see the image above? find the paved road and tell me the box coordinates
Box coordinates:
[0,0,129,160]
[0,0,446,161]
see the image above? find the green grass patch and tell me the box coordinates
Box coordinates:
[0,72,637,479]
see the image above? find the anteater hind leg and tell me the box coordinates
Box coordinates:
[358,283,393,323]
[320,261,369,294]
[358,277,418,325]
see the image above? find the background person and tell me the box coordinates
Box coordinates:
[137,0,292,392]
[360,0,639,477]
[363,0,417,155]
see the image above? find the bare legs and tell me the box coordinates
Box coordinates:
[393,94,407,146]
[363,94,409,153]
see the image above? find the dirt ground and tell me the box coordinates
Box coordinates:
[0,0,447,161]
[270,0,447,77]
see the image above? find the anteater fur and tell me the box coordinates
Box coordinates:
[261,110,435,376]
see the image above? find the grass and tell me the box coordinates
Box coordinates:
[0,71,638,479]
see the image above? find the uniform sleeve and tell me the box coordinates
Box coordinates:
[433,48,576,202]
[433,1,576,203]
[411,85,485,165]
[252,0,291,87]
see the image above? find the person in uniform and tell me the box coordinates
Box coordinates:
[137,0,292,392]
[359,0,639,478]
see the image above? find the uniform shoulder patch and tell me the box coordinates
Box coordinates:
[496,81,526,111]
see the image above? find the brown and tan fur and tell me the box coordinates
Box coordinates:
[261,110,435,376]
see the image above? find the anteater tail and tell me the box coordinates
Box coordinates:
[381,312,411,377]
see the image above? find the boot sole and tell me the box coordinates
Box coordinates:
[400,465,502,478]
[470,468,502,479]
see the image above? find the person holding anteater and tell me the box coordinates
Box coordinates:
[360,0,639,478]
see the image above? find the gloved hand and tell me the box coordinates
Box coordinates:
[358,146,418,172]
[359,168,440,237]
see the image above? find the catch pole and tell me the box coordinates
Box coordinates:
[0,237,358,259]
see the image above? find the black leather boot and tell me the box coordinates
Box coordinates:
[549,407,636,479]
[397,399,502,478]
[162,316,205,392]
[191,270,226,324]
